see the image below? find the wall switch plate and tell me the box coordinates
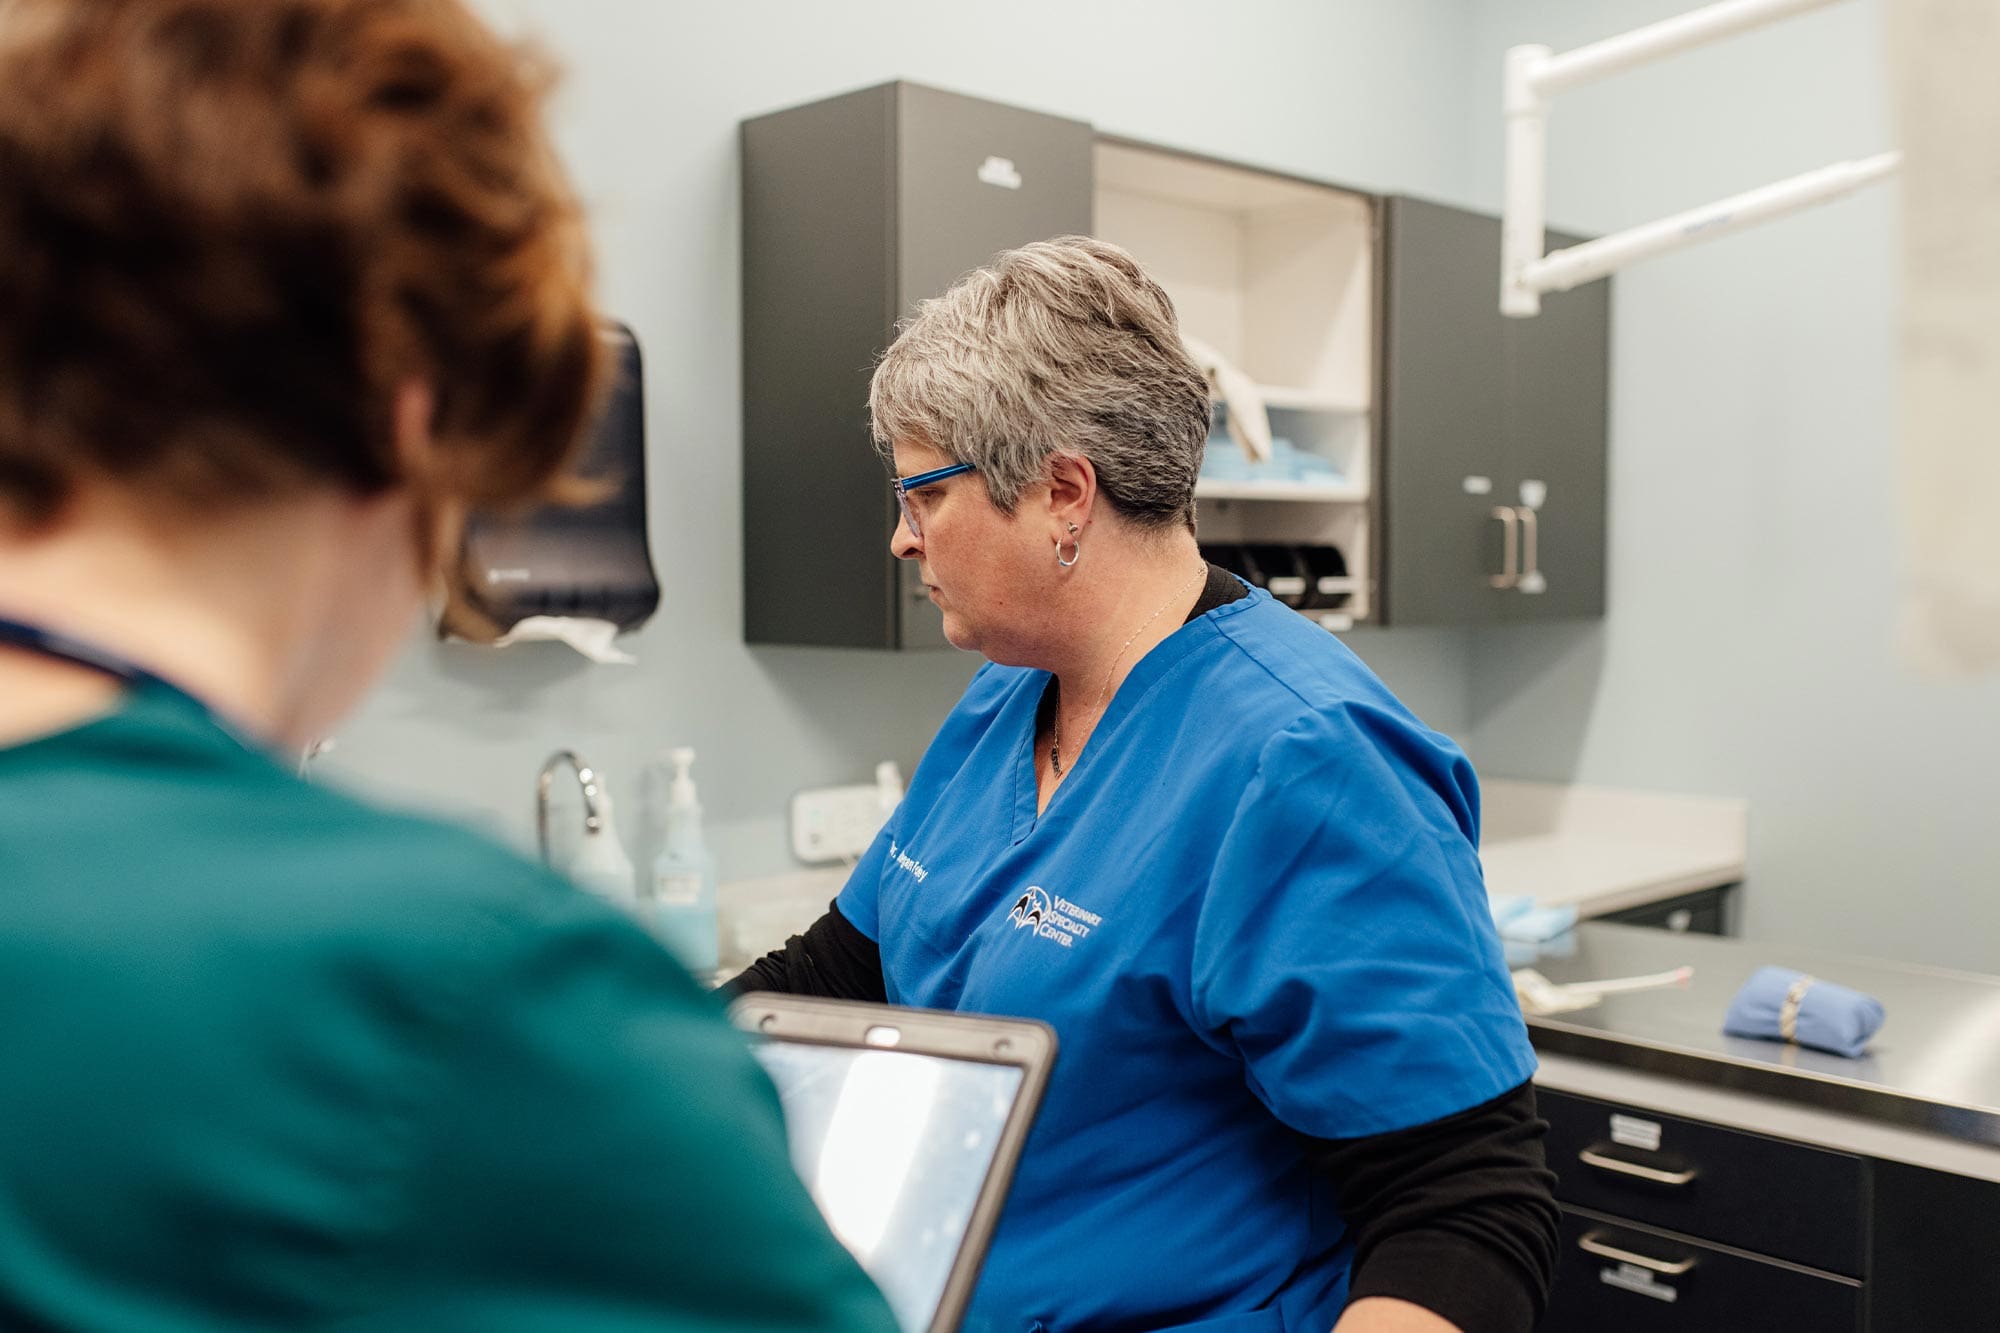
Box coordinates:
[790,783,891,864]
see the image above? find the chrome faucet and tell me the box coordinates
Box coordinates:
[536,749,605,867]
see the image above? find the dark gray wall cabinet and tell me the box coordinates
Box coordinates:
[741,85,1610,647]
[741,82,1093,648]
[1379,196,1610,626]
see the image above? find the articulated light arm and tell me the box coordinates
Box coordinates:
[1502,0,1900,317]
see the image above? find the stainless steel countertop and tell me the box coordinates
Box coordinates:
[1523,923,2000,1146]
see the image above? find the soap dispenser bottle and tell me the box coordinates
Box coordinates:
[650,747,719,973]
[568,785,640,912]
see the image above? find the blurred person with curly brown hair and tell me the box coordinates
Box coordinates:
[0,2,893,1329]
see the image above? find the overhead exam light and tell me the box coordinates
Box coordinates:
[1499,0,1901,318]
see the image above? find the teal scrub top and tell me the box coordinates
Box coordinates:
[0,679,896,1333]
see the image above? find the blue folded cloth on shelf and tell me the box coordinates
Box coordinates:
[1722,965,1885,1059]
[1292,451,1342,480]
[1489,894,1578,944]
[1199,433,1344,486]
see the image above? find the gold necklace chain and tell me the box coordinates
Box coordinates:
[1050,563,1206,779]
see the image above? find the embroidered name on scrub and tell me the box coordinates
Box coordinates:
[888,842,930,883]
[1008,886,1102,948]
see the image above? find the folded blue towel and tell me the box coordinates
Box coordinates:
[1503,930,1577,969]
[1199,434,1346,486]
[1722,965,1885,1059]
[1488,894,1578,944]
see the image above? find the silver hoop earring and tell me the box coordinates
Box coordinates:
[1055,523,1082,568]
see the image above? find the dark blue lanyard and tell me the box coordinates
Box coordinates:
[0,616,179,689]
[0,613,243,742]
[0,617,276,762]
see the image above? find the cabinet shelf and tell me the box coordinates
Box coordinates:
[1251,384,1367,414]
[1096,137,1377,625]
[1195,478,1368,503]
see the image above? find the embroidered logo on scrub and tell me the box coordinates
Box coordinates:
[887,841,930,883]
[1007,886,1102,949]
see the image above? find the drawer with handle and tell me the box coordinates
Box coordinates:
[1539,1087,1866,1276]
[1540,1208,1862,1333]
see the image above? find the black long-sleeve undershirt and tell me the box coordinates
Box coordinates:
[730,899,889,1004]
[725,904,1558,1333]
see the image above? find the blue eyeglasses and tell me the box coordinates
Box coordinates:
[892,462,975,539]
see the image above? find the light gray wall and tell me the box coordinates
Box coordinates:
[1461,0,2000,969]
[327,0,1481,880]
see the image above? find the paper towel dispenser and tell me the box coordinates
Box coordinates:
[440,322,660,643]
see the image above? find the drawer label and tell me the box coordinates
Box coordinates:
[1609,1113,1663,1152]
[1601,1264,1679,1303]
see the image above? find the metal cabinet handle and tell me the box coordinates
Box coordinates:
[1516,506,1545,594]
[1579,1148,1698,1187]
[1489,507,1520,589]
[1578,1232,1697,1277]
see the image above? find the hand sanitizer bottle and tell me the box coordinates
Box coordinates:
[649,747,718,973]
[876,760,904,821]
[568,786,639,912]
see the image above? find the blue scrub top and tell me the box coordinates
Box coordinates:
[839,585,1535,1333]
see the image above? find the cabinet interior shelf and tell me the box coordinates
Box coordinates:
[1195,479,1369,503]
[1248,385,1367,414]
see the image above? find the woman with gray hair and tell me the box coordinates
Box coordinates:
[733,236,1558,1333]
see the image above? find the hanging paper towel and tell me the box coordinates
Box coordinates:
[439,321,660,662]
[485,615,637,664]
[1889,0,2000,674]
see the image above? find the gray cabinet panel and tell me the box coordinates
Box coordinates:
[892,85,1092,649]
[741,82,1092,649]
[742,85,900,648]
[896,84,1094,313]
[1508,229,1609,621]
[1380,196,1510,626]
[1379,197,1610,626]
[1870,1160,2000,1332]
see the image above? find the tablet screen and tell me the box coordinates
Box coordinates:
[751,1042,1024,1332]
